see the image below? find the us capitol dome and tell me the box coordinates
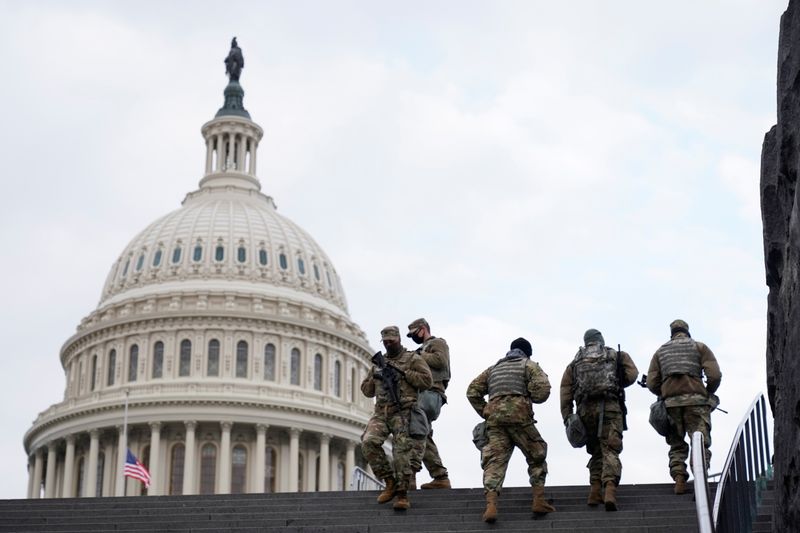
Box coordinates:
[23,41,374,498]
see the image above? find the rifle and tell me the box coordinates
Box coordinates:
[617,344,628,431]
[371,351,403,406]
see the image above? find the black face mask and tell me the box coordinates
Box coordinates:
[386,342,402,356]
[410,333,424,345]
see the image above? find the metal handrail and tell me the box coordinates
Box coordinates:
[691,431,714,533]
[350,466,385,491]
[711,393,772,533]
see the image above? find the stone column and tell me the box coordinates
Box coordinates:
[182,421,197,495]
[279,441,290,492]
[86,430,100,497]
[115,425,127,496]
[319,434,331,491]
[289,428,300,492]
[253,424,267,493]
[306,449,317,492]
[236,134,245,171]
[345,441,356,490]
[62,435,76,498]
[44,442,58,498]
[218,421,232,494]
[26,456,34,499]
[250,141,258,175]
[205,137,213,174]
[216,134,224,171]
[148,423,161,496]
[102,441,114,497]
[31,449,44,499]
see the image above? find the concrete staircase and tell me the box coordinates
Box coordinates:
[751,479,775,533]
[0,483,704,533]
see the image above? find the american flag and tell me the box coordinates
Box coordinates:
[124,449,151,488]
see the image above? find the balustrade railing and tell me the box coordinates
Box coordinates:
[711,392,772,533]
[350,466,384,491]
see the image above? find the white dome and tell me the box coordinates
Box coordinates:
[100,185,349,315]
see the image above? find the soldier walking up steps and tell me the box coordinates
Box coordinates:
[467,337,556,523]
[560,328,638,511]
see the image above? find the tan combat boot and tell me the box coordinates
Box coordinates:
[587,481,603,506]
[420,476,451,489]
[532,486,556,514]
[377,478,396,504]
[392,490,410,510]
[482,490,498,523]
[674,475,689,495]
[603,481,617,512]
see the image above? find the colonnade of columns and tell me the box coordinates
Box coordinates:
[204,132,258,175]
[26,421,361,499]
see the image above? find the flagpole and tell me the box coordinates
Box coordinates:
[115,389,130,496]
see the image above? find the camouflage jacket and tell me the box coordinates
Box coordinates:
[646,332,722,407]
[418,336,450,401]
[361,348,433,411]
[467,352,551,426]
[559,347,639,420]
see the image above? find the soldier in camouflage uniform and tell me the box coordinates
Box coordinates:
[559,329,638,511]
[467,337,556,523]
[646,319,721,494]
[406,318,451,489]
[361,326,433,510]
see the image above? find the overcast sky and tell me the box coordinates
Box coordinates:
[0,0,786,499]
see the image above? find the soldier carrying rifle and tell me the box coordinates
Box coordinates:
[361,326,432,511]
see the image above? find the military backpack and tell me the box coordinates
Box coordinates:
[572,344,619,403]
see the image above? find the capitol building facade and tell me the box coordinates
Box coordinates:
[23,53,375,498]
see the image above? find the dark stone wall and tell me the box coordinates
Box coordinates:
[762,1,800,530]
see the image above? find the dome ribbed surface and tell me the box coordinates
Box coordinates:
[99,187,348,313]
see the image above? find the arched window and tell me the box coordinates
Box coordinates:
[171,246,182,264]
[121,259,130,278]
[334,360,342,398]
[192,244,203,262]
[75,456,85,497]
[313,263,320,281]
[279,253,288,270]
[214,245,224,262]
[179,340,191,377]
[263,343,276,381]
[265,447,276,493]
[152,248,163,267]
[207,339,220,377]
[107,349,116,386]
[298,454,304,492]
[169,444,185,495]
[313,354,323,391]
[258,249,268,266]
[236,341,248,378]
[135,253,145,272]
[128,345,138,382]
[297,257,306,275]
[231,445,248,494]
[78,360,84,393]
[139,446,150,496]
[237,246,246,263]
[96,452,105,497]
[90,354,98,391]
[351,368,358,401]
[290,348,301,386]
[152,341,164,379]
[199,443,217,495]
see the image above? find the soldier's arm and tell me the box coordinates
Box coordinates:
[421,338,449,370]
[360,368,376,398]
[619,351,639,388]
[696,342,722,393]
[646,353,662,396]
[466,369,490,417]
[405,353,433,390]
[526,361,551,404]
[559,365,575,421]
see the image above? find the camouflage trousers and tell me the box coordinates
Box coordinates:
[578,400,624,486]
[422,426,448,479]
[481,422,548,493]
[361,407,426,491]
[665,405,712,480]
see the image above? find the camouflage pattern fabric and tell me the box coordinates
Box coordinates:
[578,399,624,485]
[665,405,712,479]
[361,408,426,491]
[422,426,447,479]
[481,422,548,492]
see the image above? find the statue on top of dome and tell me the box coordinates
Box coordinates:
[224,37,244,82]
